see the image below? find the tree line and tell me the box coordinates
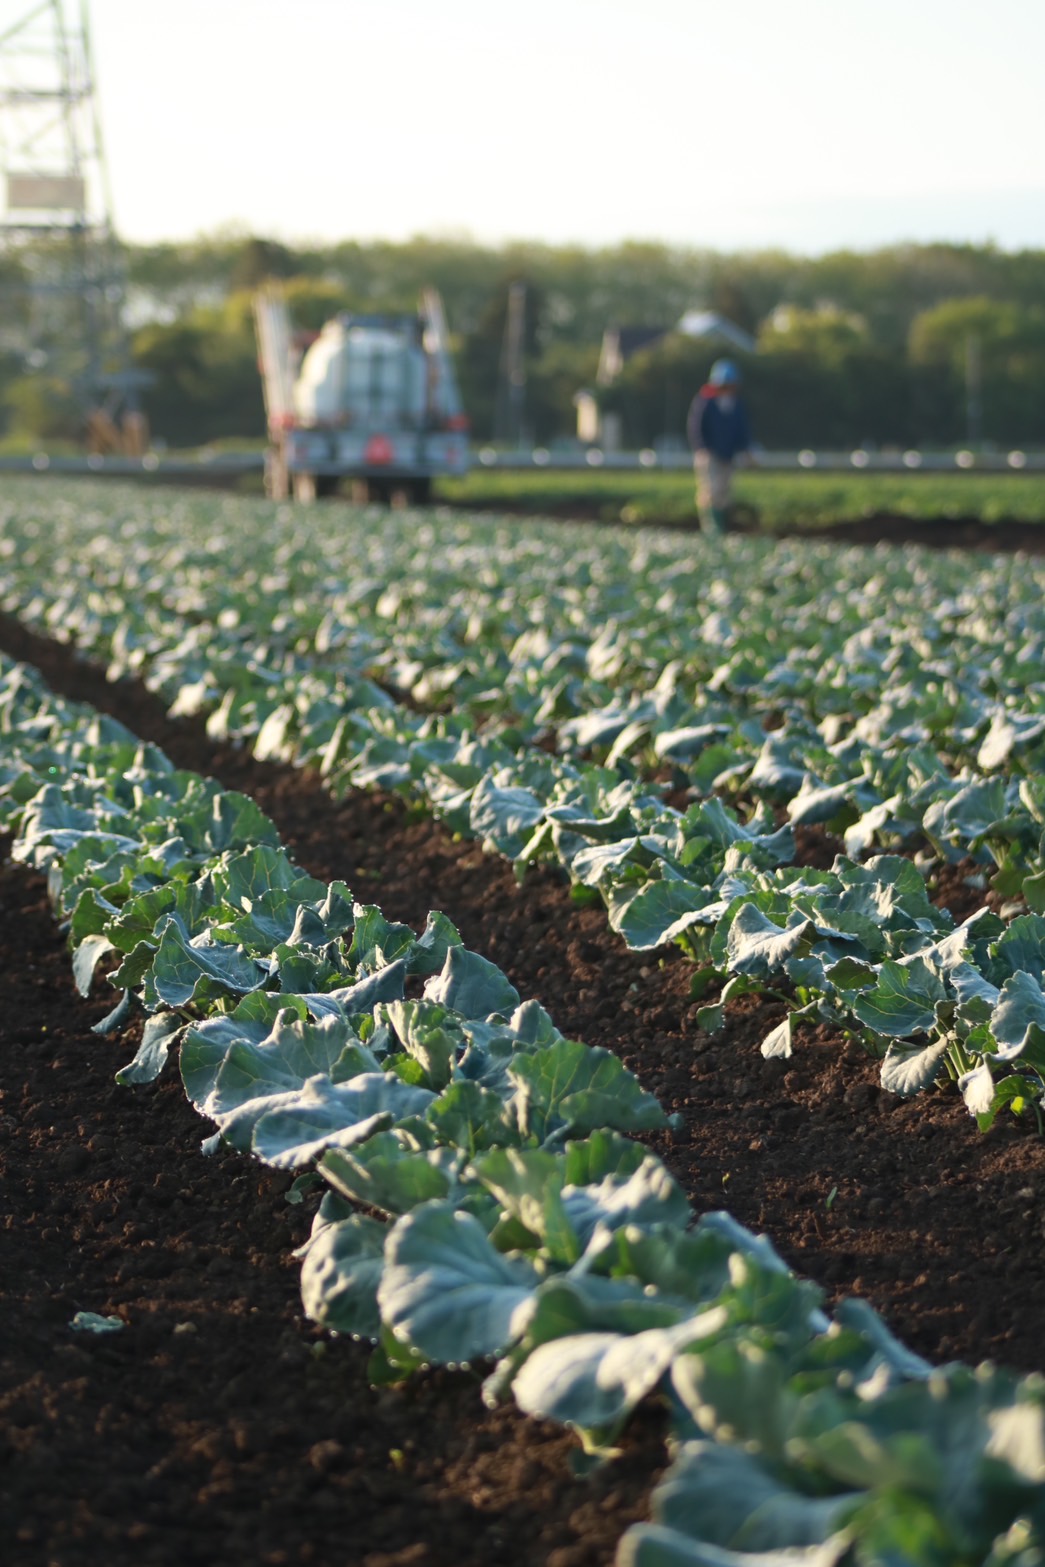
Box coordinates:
[3,232,1045,451]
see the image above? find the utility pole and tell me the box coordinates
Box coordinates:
[495,280,526,448]
[0,0,146,448]
[964,332,982,450]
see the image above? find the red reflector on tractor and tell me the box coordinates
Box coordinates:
[364,435,394,464]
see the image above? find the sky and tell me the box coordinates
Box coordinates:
[16,0,1045,254]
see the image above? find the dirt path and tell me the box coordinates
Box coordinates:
[3,611,1045,1567]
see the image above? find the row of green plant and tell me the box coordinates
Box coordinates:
[439,467,1045,530]
[4,654,1045,1565]
[3,482,1045,1126]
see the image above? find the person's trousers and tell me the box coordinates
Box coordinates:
[693,450,733,534]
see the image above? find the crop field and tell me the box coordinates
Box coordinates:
[3,476,1045,1565]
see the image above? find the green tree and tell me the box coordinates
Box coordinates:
[132,300,263,448]
[2,373,81,446]
[228,236,300,292]
[909,296,1045,446]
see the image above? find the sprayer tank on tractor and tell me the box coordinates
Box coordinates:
[253,285,469,503]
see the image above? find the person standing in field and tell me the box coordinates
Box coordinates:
[686,358,752,535]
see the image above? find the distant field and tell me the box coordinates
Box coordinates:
[439,466,1045,530]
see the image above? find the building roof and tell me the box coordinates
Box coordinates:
[676,310,757,352]
[596,312,757,385]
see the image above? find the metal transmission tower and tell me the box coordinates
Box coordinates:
[0,0,145,450]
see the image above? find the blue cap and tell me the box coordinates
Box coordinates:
[708,358,740,387]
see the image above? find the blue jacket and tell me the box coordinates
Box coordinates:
[687,391,751,461]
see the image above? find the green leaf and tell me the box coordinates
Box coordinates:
[299,1212,387,1339]
[181,1008,358,1118]
[469,774,545,856]
[508,1037,666,1142]
[561,1130,648,1186]
[989,915,1045,983]
[610,877,725,952]
[639,1440,862,1554]
[212,843,326,912]
[182,790,280,854]
[381,999,464,1091]
[761,1015,793,1059]
[562,1157,691,1250]
[378,1202,541,1363]
[407,910,463,976]
[319,1136,457,1216]
[92,988,134,1036]
[726,902,815,978]
[879,1040,951,1097]
[71,932,114,997]
[473,1147,576,1261]
[423,945,521,1020]
[991,971,1045,1067]
[317,958,408,1016]
[116,1012,185,1086]
[144,913,268,1009]
[959,1060,998,1118]
[249,1073,436,1168]
[424,1078,517,1155]
[852,958,949,1040]
[617,1524,851,1567]
[512,1309,727,1445]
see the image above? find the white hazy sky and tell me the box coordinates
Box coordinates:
[72,0,1045,254]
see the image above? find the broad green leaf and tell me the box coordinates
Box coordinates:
[726,903,815,978]
[989,915,1045,983]
[761,1015,793,1059]
[508,1037,666,1142]
[610,877,725,952]
[319,1136,457,1216]
[249,1073,436,1167]
[469,773,545,856]
[116,1012,185,1086]
[348,903,419,971]
[181,1008,360,1119]
[143,913,268,1009]
[640,1440,862,1553]
[832,1296,934,1379]
[959,1060,998,1117]
[181,790,280,854]
[852,958,949,1039]
[879,1041,951,1096]
[472,1146,566,1245]
[378,1201,541,1363]
[319,958,409,1016]
[381,999,464,1091]
[561,1158,691,1250]
[424,1078,517,1155]
[991,971,1045,1066]
[299,1212,387,1340]
[561,1129,648,1187]
[512,1310,726,1441]
[92,988,133,1036]
[617,1524,851,1567]
[71,932,114,997]
[423,945,521,1020]
[407,909,463,976]
[211,843,326,912]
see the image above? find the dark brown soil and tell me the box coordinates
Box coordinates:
[3,604,1045,1567]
